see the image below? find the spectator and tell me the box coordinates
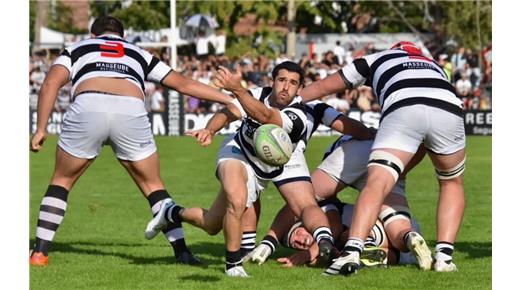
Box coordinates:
[465,48,481,88]
[356,86,374,112]
[438,54,453,82]
[451,46,467,82]
[333,41,346,65]
[325,92,350,114]
[455,73,473,109]
[213,30,226,58]
[195,31,210,61]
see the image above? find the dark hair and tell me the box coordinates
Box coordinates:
[271,61,305,85]
[91,16,124,37]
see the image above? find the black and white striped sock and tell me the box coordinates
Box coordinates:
[33,185,69,256]
[146,190,188,256]
[240,231,256,257]
[364,236,377,248]
[435,241,454,264]
[312,226,334,245]
[343,238,364,255]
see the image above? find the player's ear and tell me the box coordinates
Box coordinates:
[296,83,303,95]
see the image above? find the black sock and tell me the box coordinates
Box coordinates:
[33,185,69,256]
[146,190,188,257]
[225,250,243,270]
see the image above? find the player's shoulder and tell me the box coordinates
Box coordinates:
[248,86,271,101]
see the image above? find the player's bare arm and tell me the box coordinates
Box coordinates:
[161,70,233,104]
[329,114,375,140]
[31,65,69,152]
[214,66,283,126]
[187,103,241,146]
[300,72,349,103]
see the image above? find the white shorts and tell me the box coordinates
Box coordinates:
[216,135,268,208]
[318,139,406,196]
[373,105,466,154]
[58,93,156,161]
[271,142,311,187]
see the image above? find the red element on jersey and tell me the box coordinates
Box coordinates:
[391,41,423,55]
[100,42,125,58]
[391,41,433,62]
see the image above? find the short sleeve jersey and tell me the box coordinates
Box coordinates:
[52,34,172,96]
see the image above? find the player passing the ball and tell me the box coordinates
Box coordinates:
[29,16,232,266]
[145,61,336,277]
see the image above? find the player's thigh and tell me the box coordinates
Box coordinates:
[311,169,346,201]
[51,146,96,190]
[204,188,229,229]
[217,159,249,204]
[119,152,164,194]
[278,181,317,214]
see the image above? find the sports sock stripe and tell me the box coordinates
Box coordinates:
[33,185,69,255]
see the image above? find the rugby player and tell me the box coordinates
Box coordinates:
[301,41,466,274]
[246,135,424,272]
[29,16,233,266]
[145,62,342,277]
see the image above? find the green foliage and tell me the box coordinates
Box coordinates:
[47,1,88,34]
[29,135,491,289]
[91,1,170,30]
[29,1,491,54]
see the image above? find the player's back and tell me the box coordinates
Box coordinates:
[54,34,171,99]
[341,49,462,116]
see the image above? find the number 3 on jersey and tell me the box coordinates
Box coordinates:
[100,41,125,58]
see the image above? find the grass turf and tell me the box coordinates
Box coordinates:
[30,135,491,289]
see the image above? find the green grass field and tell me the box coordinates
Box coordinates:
[30,135,491,289]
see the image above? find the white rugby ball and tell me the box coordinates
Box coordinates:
[253,124,293,166]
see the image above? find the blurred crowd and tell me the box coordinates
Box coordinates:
[29,41,492,115]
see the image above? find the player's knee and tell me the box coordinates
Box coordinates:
[379,205,411,228]
[367,150,405,182]
[435,156,465,181]
[206,226,222,236]
[226,195,247,216]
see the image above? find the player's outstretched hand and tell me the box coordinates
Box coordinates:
[276,250,312,268]
[214,65,244,93]
[243,243,272,265]
[186,129,214,146]
[30,130,47,152]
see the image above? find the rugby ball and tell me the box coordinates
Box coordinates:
[253,124,293,166]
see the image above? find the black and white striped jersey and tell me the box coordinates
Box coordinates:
[52,34,172,96]
[232,87,308,179]
[303,100,342,145]
[321,135,354,161]
[338,49,463,119]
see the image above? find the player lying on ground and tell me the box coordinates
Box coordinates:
[301,41,466,275]
[29,16,232,266]
[246,135,426,273]
[145,62,354,277]
[248,198,421,268]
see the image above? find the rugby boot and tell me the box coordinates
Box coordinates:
[176,251,202,265]
[317,239,338,266]
[145,198,173,239]
[433,259,458,272]
[29,251,48,267]
[406,232,433,270]
[225,265,249,277]
[323,250,360,276]
[360,246,387,268]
